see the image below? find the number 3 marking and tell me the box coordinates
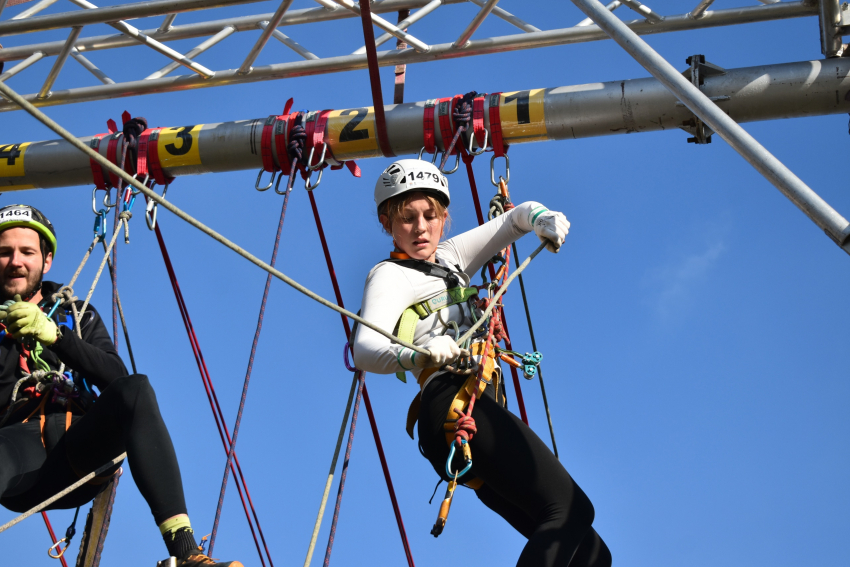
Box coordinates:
[165,126,194,155]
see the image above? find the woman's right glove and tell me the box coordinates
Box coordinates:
[416,335,461,368]
[533,210,570,253]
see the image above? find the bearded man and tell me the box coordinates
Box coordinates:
[0,204,241,567]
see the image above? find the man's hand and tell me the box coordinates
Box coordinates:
[533,211,570,253]
[415,335,461,368]
[0,296,59,345]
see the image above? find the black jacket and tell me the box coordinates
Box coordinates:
[0,281,128,426]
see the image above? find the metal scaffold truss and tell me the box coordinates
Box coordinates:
[0,0,844,110]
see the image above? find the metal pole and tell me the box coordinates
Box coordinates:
[67,0,216,78]
[38,27,82,100]
[237,0,295,74]
[158,14,178,33]
[70,48,115,84]
[0,0,9,20]
[819,0,843,57]
[354,0,441,54]
[571,0,850,253]
[11,0,60,21]
[689,0,714,20]
[259,21,318,60]
[577,0,619,27]
[146,25,235,79]
[453,0,499,48]
[0,51,44,83]
[331,0,430,52]
[469,0,540,33]
[619,0,664,23]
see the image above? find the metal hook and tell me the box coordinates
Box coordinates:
[304,167,323,191]
[439,151,460,175]
[307,143,327,171]
[93,209,107,238]
[145,183,168,231]
[467,129,489,156]
[490,154,510,187]
[91,186,117,215]
[48,537,68,559]
[255,168,274,191]
[418,147,431,161]
[277,157,299,195]
[445,439,473,478]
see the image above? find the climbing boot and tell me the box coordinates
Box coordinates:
[176,554,244,567]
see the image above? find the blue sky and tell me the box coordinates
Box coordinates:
[1,1,849,566]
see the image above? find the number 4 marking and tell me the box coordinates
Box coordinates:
[0,145,22,167]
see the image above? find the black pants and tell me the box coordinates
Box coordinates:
[419,373,612,567]
[0,374,187,524]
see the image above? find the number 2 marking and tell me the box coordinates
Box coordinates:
[165,126,193,155]
[339,108,369,143]
[504,91,531,125]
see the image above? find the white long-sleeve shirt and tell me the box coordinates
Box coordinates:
[352,201,547,388]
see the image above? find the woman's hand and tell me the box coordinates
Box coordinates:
[416,335,461,368]
[534,211,570,253]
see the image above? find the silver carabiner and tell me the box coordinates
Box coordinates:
[305,167,323,191]
[102,187,118,211]
[145,183,169,231]
[130,174,149,196]
[255,168,274,191]
[92,186,116,215]
[490,154,510,186]
[439,151,460,175]
[307,143,327,171]
[467,130,489,156]
[418,147,431,161]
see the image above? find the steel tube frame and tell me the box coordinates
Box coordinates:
[453,0,499,48]
[0,0,262,37]
[37,27,82,100]
[690,0,715,19]
[0,51,44,83]
[259,21,318,60]
[469,0,540,32]
[237,0,294,74]
[819,0,843,57]
[11,0,60,21]
[619,0,664,23]
[146,25,235,80]
[159,13,179,33]
[577,0,620,27]
[572,0,850,253]
[330,0,430,52]
[355,0,441,54]
[71,49,115,84]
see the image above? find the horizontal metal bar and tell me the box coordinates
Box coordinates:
[146,25,235,79]
[0,0,264,37]
[38,27,83,100]
[259,21,318,60]
[689,0,714,20]
[2,57,848,190]
[11,0,59,21]
[158,13,178,33]
[331,0,431,52]
[453,0,499,48]
[238,0,295,74]
[70,49,116,84]
[470,0,540,32]
[577,0,620,26]
[0,51,43,83]
[619,0,664,23]
[354,0,442,54]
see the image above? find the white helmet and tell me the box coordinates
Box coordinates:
[374,159,450,210]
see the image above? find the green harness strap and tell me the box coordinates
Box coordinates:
[395,286,478,383]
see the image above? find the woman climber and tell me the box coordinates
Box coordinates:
[352,160,611,567]
[0,204,241,567]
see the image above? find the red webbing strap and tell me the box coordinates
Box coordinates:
[311,109,331,167]
[472,95,487,148]
[488,92,508,157]
[301,111,318,179]
[260,115,279,173]
[105,132,122,189]
[437,96,461,154]
[89,135,108,190]
[272,98,295,176]
[422,99,437,154]
[357,0,395,158]
[147,129,174,186]
[136,129,151,178]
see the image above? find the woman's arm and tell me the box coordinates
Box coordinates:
[440,201,550,276]
[352,263,419,375]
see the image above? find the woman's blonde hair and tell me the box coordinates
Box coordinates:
[379,191,451,236]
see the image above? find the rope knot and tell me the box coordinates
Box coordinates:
[454,406,477,446]
[287,123,307,164]
[53,286,78,309]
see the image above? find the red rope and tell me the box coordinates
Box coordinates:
[153,223,274,567]
[307,190,414,566]
[462,152,529,425]
[41,512,69,567]
[357,0,394,158]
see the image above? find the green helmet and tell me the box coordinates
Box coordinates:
[0,204,57,257]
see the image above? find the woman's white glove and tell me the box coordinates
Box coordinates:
[416,335,461,368]
[533,211,570,253]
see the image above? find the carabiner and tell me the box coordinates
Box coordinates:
[304,167,323,191]
[439,151,460,175]
[255,168,274,192]
[418,147,432,161]
[467,129,489,156]
[48,537,68,559]
[445,439,473,479]
[93,209,107,238]
[277,157,299,195]
[307,143,327,171]
[490,154,510,187]
[145,183,169,231]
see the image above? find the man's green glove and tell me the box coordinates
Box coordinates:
[0,297,59,345]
